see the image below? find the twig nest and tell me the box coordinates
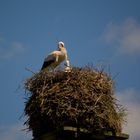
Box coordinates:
[24,66,125,138]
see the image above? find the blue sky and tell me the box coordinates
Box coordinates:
[0,0,140,139]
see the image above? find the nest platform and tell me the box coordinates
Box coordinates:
[24,66,126,139]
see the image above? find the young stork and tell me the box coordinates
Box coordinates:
[41,41,70,71]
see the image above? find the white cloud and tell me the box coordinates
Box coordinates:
[0,123,32,140]
[116,88,140,140]
[103,18,140,55]
[0,41,26,60]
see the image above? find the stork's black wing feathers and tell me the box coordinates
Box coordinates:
[41,59,55,70]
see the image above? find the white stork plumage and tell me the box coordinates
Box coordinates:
[41,41,70,71]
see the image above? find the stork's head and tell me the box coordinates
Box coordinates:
[58,41,65,50]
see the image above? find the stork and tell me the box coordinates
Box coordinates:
[41,41,70,72]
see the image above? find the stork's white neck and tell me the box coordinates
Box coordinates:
[58,47,67,54]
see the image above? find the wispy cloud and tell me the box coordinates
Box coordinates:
[0,123,32,140]
[117,88,140,140]
[102,18,140,55]
[0,40,26,60]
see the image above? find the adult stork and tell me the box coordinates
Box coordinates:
[41,41,70,71]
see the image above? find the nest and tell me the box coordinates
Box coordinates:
[24,66,125,138]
